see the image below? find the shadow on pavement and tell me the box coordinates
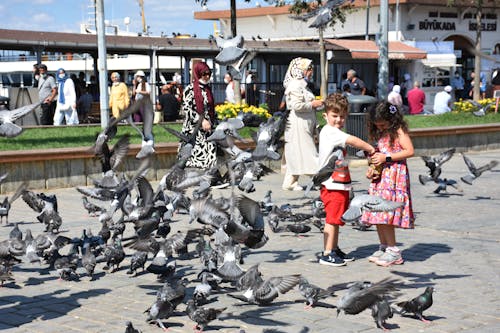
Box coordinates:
[401,243,452,262]
[247,249,303,263]
[0,288,111,326]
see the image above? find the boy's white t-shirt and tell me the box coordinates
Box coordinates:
[318,124,352,191]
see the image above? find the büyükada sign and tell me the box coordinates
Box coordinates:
[419,20,456,31]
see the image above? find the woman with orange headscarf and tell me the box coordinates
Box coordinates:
[180,62,217,169]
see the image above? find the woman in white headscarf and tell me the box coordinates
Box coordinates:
[281,57,324,191]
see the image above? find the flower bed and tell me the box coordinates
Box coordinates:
[215,102,272,120]
[453,98,496,113]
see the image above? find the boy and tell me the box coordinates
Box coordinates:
[318,93,376,266]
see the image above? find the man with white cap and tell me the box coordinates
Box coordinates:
[433,85,453,115]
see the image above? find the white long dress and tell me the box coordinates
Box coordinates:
[283,79,318,175]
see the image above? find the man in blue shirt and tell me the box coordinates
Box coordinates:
[451,71,465,100]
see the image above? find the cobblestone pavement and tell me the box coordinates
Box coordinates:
[1,149,499,333]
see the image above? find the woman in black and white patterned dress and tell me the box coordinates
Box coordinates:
[180,62,217,169]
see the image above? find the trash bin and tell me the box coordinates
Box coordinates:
[345,95,377,156]
[0,95,10,110]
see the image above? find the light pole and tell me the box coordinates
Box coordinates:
[377,0,389,100]
[96,0,109,128]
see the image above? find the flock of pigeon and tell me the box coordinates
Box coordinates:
[418,147,498,194]
[0,100,454,332]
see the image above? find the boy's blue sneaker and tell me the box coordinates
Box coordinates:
[335,248,355,262]
[319,253,346,267]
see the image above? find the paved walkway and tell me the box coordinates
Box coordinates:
[1,149,499,332]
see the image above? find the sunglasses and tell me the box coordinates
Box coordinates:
[201,71,211,76]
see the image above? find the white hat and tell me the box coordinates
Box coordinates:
[135,70,146,77]
[444,85,452,93]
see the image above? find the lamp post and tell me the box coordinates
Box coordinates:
[96,0,109,128]
[377,0,389,100]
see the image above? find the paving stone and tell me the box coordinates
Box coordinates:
[1,149,500,332]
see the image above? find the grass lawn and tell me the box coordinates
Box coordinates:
[1,112,500,151]
[0,122,257,151]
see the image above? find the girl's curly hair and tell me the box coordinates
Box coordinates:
[366,100,409,145]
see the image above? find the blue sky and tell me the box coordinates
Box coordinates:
[0,0,261,38]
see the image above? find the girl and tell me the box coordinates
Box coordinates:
[361,101,415,267]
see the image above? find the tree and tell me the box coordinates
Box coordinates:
[286,1,352,98]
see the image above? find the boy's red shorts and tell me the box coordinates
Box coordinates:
[320,187,350,226]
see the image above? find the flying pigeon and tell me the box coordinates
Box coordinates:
[395,286,434,323]
[228,274,301,305]
[289,0,350,29]
[341,194,404,223]
[337,278,399,317]
[214,35,247,66]
[420,148,456,181]
[0,102,41,137]
[0,182,28,225]
[460,153,498,185]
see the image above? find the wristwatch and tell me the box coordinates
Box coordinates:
[385,155,392,163]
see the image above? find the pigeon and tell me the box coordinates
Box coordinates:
[420,148,456,181]
[250,114,288,161]
[81,196,106,216]
[289,0,349,29]
[430,178,463,194]
[81,242,97,280]
[144,294,174,331]
[23,229,41,264]
[54,253,79,281]
[214,35,247,65]
[185,299,227,333]
[101,238,125,272]
[124,321,141,333]
[9,223,22,240]
[156,278,188,310]
[193,272,213,306]
[371,297,394,331]
[298,277,335,309]
[395,286,434,323]
[21,190,62,232]
[0,102,41,137]
[231,271,301,305]
[94,134,130,174]
[341,194,404,223]
[0,182,28,224]
[259,190,274,212]
[236,264,263,291]
[460,153,498,185]
[127,251,148,277]
[337,278,399,317]
[304,149,343,196]
[216,244,245,282]
[0,262,15,286]
[286,222,312,237]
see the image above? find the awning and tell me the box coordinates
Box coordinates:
[420,53,458,68]
[325,39,427,60]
